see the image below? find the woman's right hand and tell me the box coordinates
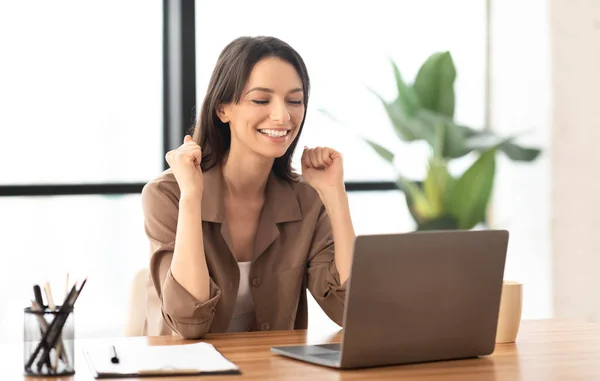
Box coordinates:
[165,135,204,197]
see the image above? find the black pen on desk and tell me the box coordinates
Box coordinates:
[110,345,119,364]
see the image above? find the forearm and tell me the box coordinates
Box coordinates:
[170,194,210,302]
[317,187,355,284]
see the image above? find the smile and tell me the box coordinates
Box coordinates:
[257,129,291,138]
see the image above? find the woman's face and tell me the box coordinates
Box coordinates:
[218,57,305,160]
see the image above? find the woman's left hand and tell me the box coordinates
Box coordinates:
[301,146,344,193]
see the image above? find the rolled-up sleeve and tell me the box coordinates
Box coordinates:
[141,181,221,339]
[306,204,347,326]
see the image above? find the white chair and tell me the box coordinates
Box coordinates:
[124,268,149,337]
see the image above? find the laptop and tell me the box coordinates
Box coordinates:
[271,229,509,369]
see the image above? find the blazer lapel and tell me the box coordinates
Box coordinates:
[201,165,239,259]
[253,173,302,261]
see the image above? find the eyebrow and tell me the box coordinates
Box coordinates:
[244,87,304,95]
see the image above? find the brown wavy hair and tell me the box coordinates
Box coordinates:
[191,36,310,182]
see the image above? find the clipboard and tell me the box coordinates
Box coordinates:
[82,341,241,378]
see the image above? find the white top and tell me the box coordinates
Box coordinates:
[226,261,256,332]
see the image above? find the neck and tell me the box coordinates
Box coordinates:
[222,146,273,199]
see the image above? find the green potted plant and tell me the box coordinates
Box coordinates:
[323,52,541,231]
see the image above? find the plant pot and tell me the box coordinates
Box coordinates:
[495,281,523,343]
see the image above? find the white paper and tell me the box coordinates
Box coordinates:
[82,342,239,376]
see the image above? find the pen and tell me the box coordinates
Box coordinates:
[33,285,45,309]
[110,345,119,364]
[42,281,66,371]
[30,300,53,371]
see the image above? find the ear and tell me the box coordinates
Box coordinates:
[216,103,230,123]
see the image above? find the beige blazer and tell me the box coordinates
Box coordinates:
[140,165,347,339]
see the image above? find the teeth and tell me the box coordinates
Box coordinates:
[259,129,289,137]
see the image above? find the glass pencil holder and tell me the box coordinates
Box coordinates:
[23,306,75,377]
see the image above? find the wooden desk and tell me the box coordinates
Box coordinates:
[5,319,600,380]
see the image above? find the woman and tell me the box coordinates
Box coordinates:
[141,36,355,339]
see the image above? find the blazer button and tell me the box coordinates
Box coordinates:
[260,322,270,331]
[251,277,261,287]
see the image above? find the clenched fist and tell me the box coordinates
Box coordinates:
[165,135,204,197]
[301,146,344,193]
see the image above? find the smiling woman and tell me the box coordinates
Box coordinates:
[142,36,356,339]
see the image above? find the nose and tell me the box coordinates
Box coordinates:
[269,99,291,124]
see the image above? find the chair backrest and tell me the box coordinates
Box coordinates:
[124,268,149,337]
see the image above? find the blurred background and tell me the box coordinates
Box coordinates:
[0,0,595,341]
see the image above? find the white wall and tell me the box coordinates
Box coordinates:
[550,0,600,322]
[488,0,553,319]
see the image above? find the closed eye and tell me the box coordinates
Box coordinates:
[251,99,303,106]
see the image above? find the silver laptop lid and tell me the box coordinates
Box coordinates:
[339,230,508,369]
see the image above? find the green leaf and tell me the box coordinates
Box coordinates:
[499,141,541,161]
[366,59,424,143]
[447,149,496,229]
[368,88,417,141]
[465,132,509,151]
[455,124,481,139]
[417,110,468,158]
[423,157,452,215]
[441,123,470,158]
[466,132,542,162]
[390,59,421,117]
[363,139,395,164]
[369,88,433,142]
[413,52,456,118]
[401,180,423,223]
[396,175,436,222]
[432,115,446,158]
